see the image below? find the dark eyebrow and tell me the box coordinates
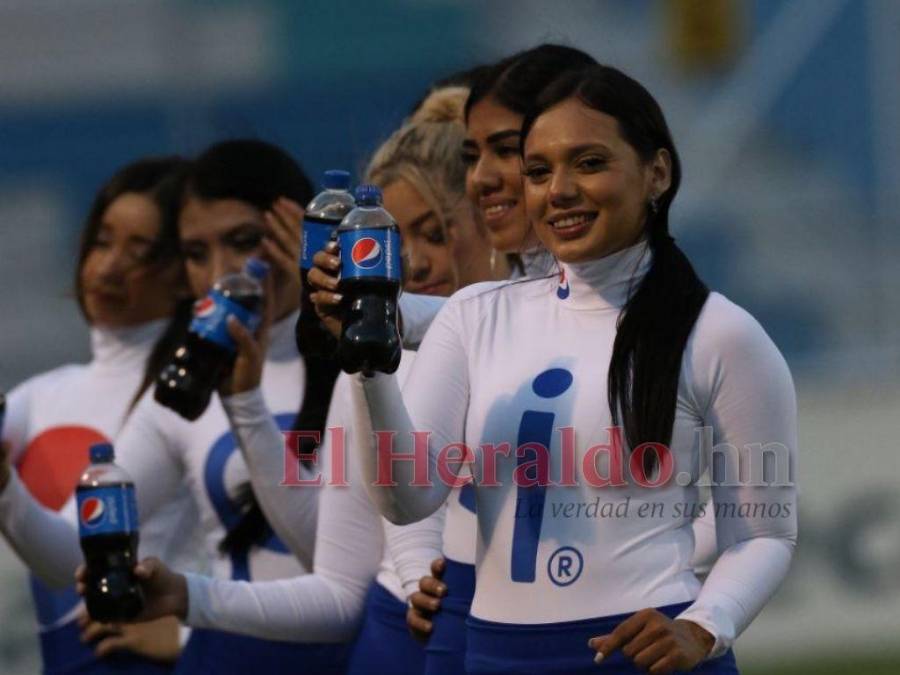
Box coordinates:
[524,143,614,164]
[568,143,614,157]
[406,209,437,233]
[126,235,156,245]
[462,139,478,150]
[522,150,547,164]
[486,130,520,145]
[222,222,265,237]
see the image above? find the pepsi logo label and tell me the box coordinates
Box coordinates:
[194,296,217,318]
[351,237,383,269]
[80,497,105,527]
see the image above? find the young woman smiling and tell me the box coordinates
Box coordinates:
[348,64,796,674]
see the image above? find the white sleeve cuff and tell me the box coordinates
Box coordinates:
[220,387,268,424]
[675,591,742,658]
[675,537,794,659]
[184,571,214,630]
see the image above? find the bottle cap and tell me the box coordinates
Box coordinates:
[244,258,270,281]
[90,443,115,464]
[354,184,382,207]
[323,170,351,191]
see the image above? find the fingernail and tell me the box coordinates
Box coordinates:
[594,652,605,664]
[437,584,447,595]
[333,293,343,302]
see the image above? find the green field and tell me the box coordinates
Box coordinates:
[743,655,900,675]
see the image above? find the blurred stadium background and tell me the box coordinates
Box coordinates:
[1,0,898,672]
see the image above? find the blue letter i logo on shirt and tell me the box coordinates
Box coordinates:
[510,368,573,583]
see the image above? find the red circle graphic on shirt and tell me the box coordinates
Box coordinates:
[16,426,109,510]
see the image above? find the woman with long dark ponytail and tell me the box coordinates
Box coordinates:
[348,63,797,674]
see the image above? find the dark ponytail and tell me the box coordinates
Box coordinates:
[522,65,709,467]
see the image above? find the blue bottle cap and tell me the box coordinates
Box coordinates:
[354,184,382,207]
[244,258,270,280]
[90,443,115,464]
[323,170,351,191]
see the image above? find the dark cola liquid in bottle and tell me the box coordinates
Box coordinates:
[77,443,143,622]
[337,185,402,374]
[154,258,269,420]
[296,169,355,358]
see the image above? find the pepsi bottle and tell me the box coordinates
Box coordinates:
[337,185,402,374]
[296,169,355,358]
[77,442,143,622]
[155,258,269,420]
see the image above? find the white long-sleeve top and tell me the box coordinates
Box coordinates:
[0,321,200,629]
[438,246,558,567]
[0,313,309,595]
[184,349,443,643]
[350,241,797,658]
[398,293,446,349]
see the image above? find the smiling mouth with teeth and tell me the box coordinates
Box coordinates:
[483,202,514,218]
[551,213,595,229]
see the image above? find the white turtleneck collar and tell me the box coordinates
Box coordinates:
[518,246,556,280]
[556,239,651,311]
[267,310,300,362]
[89,318,169,373]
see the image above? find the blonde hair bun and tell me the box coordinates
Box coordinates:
[411,86,469,125]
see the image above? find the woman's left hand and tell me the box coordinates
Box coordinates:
[261,197,303,322]
[77,612,181,663]
[219,311,268,397]
[588,609,714,674]
[218,197,301,397]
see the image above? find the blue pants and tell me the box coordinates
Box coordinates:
[466,602,740,674]
[346,581,426,674]
[174,628,349,674]
[424,559,476,675]
[39,620,172,675]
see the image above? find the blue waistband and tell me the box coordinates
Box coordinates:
[347,581,426,675]
[466,602,739,675]
[175,628,349,675]
[440,558,476,610]
[364,580,408,630]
